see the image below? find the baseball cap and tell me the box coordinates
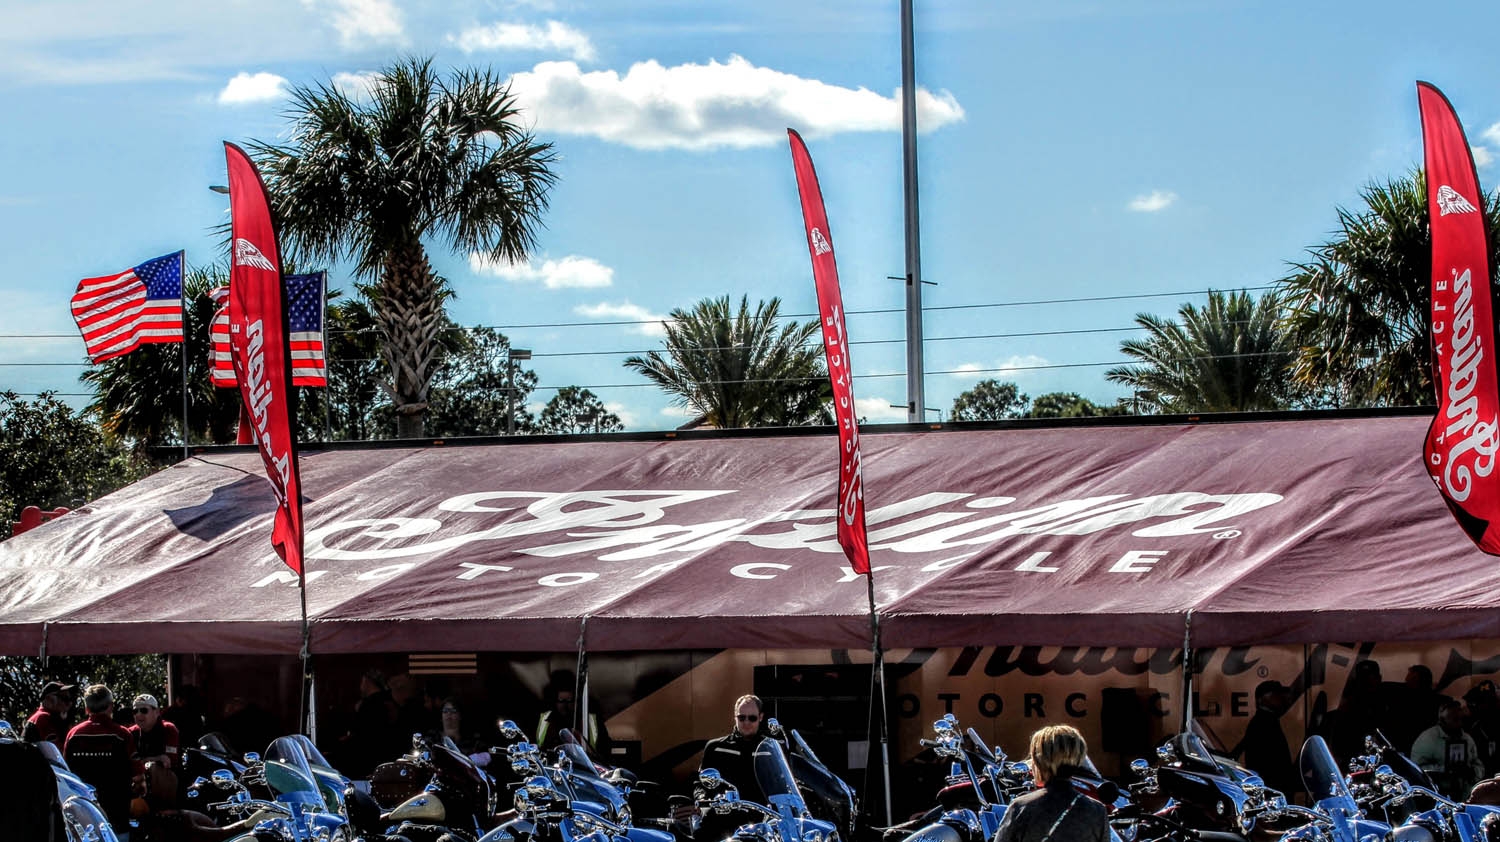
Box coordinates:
[40,681,76,699]
[132,694,160,710]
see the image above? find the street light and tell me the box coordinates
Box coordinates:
[507,348,532,435]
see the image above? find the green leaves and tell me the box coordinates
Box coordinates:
[624,295,831,428]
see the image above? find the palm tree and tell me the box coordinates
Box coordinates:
[1106,289,1293,413]
[624,295,832,428]
[1277,171,1500,407]
[251,56,557,438]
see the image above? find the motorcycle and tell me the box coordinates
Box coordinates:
[1127,732,1280,839]
[0,718,123,842]
[478,732,674,842]
[199,735,353,842]
[691,738,839,842]
[1277,736,1391,842]
[884,714,1030,842]
[762,718,859,842]
[1339,736,1500,842]
[379,732,499,842]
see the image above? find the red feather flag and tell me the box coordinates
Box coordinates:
[224,142,305,575]
[1419,82,1500,554]
[787,129,870,575]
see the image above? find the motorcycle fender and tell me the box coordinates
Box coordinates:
[479,816,535,842]
[625,828,676,842]
[903,821,967,842]
[384,790,449,823]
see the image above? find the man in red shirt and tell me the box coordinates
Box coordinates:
[22,681,76,747]
[65,684,139,837]
[130,693,179,811]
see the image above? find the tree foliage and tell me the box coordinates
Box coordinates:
[253,56,557,438]
[1105,289,1294,413]
[624,295,831,428]
[0,655,166,725]
[1024,392,1123,419]
[1277,171,1500,407]
[539,387,624,434]
[0,392,151,538]
[950,379,1029,421]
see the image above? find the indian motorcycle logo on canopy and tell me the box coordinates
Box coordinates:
[250,489,1286,588]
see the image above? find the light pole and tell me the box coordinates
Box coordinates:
[507,348,531,435]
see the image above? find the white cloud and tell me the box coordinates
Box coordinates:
[506,55,965,151]
[303,0,404,47]
[451,20,597,62]
[1483,122,1500,146]
[1128,190,1177,212]
[854,397,908,423]
[948,355,1052,379]
[332,70,380,100]
[659,405,698,418]
[469,253,614,288]
[603,401,637,429]
[218,71,289,105]
[574,301,668,336]
[1474,145,1494,169]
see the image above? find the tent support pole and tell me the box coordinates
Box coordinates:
[576,615,590,737]
[1180,609,1193,734]
[299,568,312,737]
[867,572,893,825]
[39,621,49,667]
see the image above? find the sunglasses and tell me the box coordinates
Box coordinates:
[737,714,760,722]
[133,708,153,714]
[442,707,459,714]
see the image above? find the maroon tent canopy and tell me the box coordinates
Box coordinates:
[1,413,1493,656]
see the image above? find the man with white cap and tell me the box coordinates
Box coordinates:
[129,694,179,770]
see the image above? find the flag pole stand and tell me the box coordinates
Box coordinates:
[866,571,893,826]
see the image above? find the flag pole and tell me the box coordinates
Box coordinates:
[867,571,892,825]
[179,251,190,460]
[320,271,331,443]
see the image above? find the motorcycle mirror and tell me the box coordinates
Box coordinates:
[1130,759,1152,776]
[232,790,250,804]
[1010,760,1031,776]
[1156,745,1176,764]
[0,719,12,736]
[699,768,723,784]
[765,717,783,735]
[243,752,260,765]
[499,720,522,739]
[212,769,235,783]
[1375,764,1395,777]
[943,713,958,725]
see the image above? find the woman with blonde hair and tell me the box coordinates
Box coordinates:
[994,725,1109,842]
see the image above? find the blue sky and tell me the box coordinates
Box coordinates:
[4,0,1500,430]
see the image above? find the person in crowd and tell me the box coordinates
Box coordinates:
[342,668,400,776]
[65,684,140,840]
[22,680,76,748]
[1413,698,1486,799]
[1319,659,1389,767]
[994,725,1109,842]
[161,685,207,748]
[1235,679,1298,796]
[694,694,771,841]
[1387,665,1442,754]
[130,694,180,812]
[390,672,430,743]
[438,697,484,753]
[1465,681,1500,776]
[538,670,610,755]
[218,696,278,759]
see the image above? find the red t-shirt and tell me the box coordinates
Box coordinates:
[24,707,65,747]
[130,719,180,768]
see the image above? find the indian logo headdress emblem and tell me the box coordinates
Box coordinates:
[1437,184,1479,216]
[234,238,276,270]
[810,228,832,256]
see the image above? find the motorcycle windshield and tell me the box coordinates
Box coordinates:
[1172,732,1224,774]
[1300,736,1358,814]
[290,735,335,772]
[36,739,67,769]
[263,736,323,806]
[1370,730,1437,791]
[562,741,603,779]
[788,730,855,811]
[754,738,806,812]
[965,728,999,766]
[199,732,235,756]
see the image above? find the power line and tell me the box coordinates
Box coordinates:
[0,284,1280,339]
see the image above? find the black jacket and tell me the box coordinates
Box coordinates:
[995,777,1109,842]
[700,730,767,804]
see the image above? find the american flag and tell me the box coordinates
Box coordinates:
[209,272,326,388]
[71,252,184,363]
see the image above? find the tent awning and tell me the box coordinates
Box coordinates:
[2,412,1491,655]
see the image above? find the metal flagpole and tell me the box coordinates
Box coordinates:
[900,0,926,423]
[867,573,893,825]
[179,250,190,460]
[320,272,331,442]
[299,567,312,736]
[1180,609,1194,734]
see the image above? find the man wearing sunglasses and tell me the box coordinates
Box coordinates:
[693,693,768,834]
[129,694,179,771]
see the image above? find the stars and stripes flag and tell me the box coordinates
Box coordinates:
[208,272,326,388]
[70,252,185,363]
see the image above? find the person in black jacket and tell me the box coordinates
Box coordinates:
[1235,680,1298,796]
[696,694,770,841]
[995,725,1108,842]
